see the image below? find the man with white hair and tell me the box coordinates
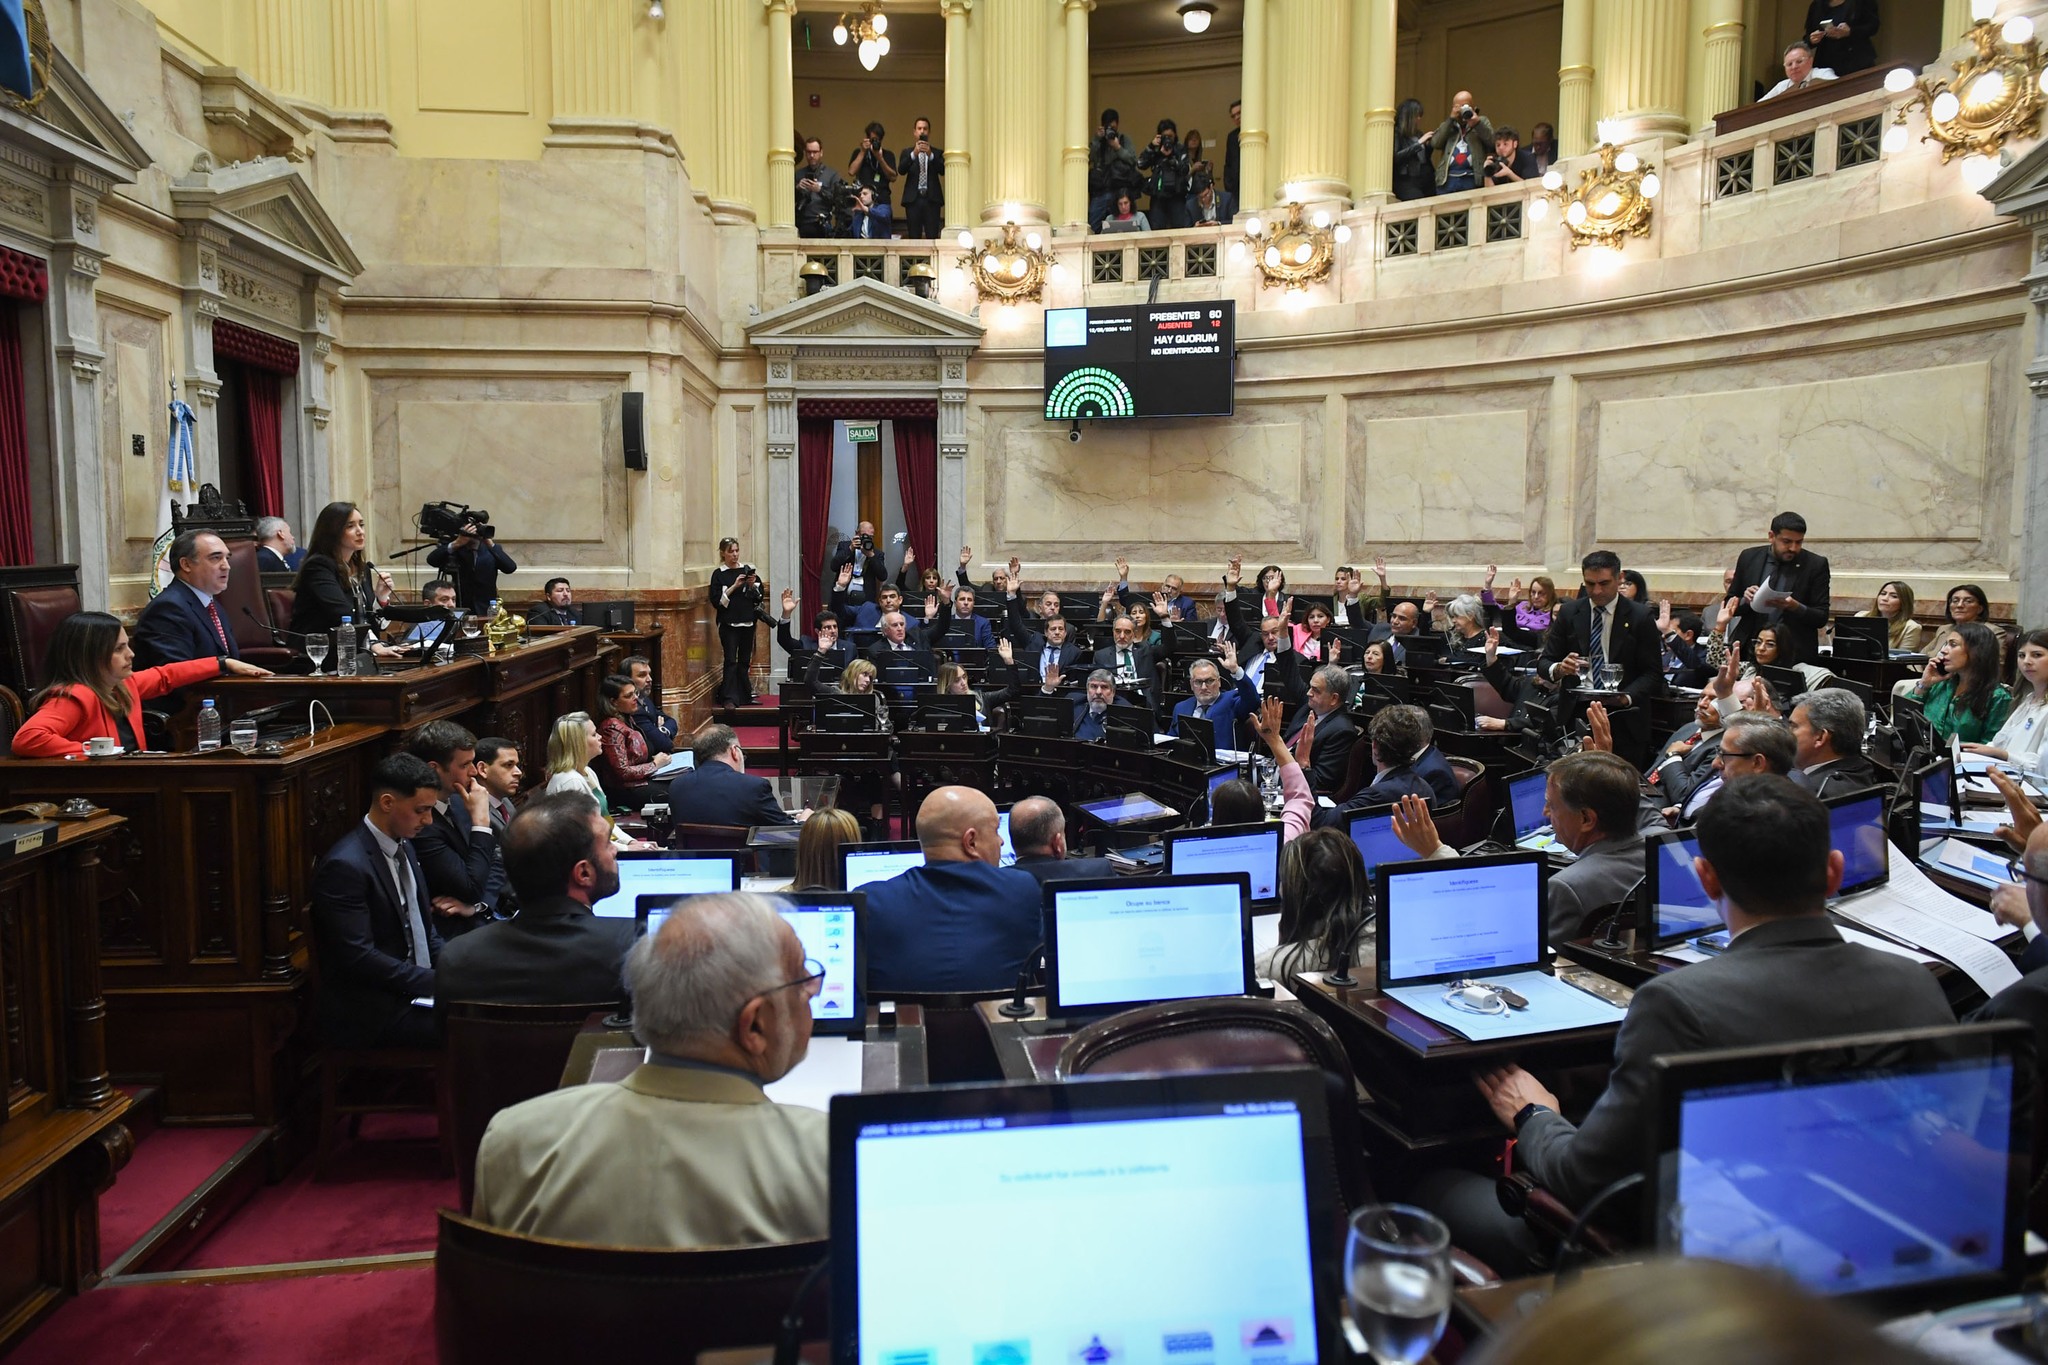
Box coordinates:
[470,892,828,1246]
[255,516,297,573]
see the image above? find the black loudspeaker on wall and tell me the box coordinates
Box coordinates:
[622,391,647,470]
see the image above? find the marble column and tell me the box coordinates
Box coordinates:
[943,0,974,230]
[1045,0,1067,223]
[1270,0,1351,202]
[939,349,971,558]
[1239,0,1269,212]
[1595,0,1690,140]
[548,0,635,142]
[766,0,798,228]
[1943,0,1975,49]
[1696,9,1744,131]
[46,172,114,612]
[1061,0,1092,230]
[328,0,393,144]
[709,0,760,219]
[1558,0,1595,156]
[1358,0,1397,198]
[2005,209,2048,627]
[981,0,1050,221]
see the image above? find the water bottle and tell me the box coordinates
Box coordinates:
[336,615,356,674]
[195,698,222,751]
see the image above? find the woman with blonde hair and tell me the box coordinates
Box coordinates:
[794,808,862,889]
[542,711,605,800]
[1857,579,1922,651]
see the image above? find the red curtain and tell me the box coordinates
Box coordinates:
[892,419,937,574]
[798,398,936,420]
[0,302,29,566]
[798,417,834,605]
[213,318,299,373]
[242,366,284,519]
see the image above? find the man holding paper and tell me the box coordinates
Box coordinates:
[1728,511,1831,666]
[1416,775,1955,1274]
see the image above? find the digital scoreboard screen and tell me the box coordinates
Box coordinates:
[1043,302,1235,421]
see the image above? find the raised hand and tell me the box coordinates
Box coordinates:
[1115,556,1130,581]
[780,588,796,616]
[1422,591,1440,614]
[901,543,917,568]
[1509,576,1524,599]
[1987,768,2042,854]
[1585,701,1614,753]
[1485,624,1501,666]
[1043,664,1063,693]
[1484,562,1498,587]
[1152,590,1172,617]
[924,594,939,622]
[1373,552,1388,581]
[1716,595,1738,632]
[1100,586,1116,606]
[1220,636,1239,671]
[1657,598,1674,634]
[959,545,973,568]
[1327,635,1341,663]
[1710,640,1740,698]
[1224,558,1242,589]
[1253,695,1286,744]
[1008,555,1022,582]
[996,637,1014,665]
[1391,793,1443,858]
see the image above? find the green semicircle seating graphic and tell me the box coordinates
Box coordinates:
[1046,367,1137,419]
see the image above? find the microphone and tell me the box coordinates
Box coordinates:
[1592,875,1646,952]
[997,940,1044,1018]
[243,605,309,645]
[1324,910,1374,989]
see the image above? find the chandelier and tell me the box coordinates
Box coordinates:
[1531,141,1659,251]
[1883,3,2046,190]
[833,2,891,70]
[1230,202,1348,291]
[954,221,1061,303]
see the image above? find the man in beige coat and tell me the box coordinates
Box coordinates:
[472,891,829,1246]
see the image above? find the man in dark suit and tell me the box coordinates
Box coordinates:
[527,578,581,627]
[1070,669,1117,742]
[1424,775,1956,1273]
[1538,550,1664,768]
[864,787,1043,992]
[310,754,446,1049]
[827,521,890,606]
[898,118,944,240]
[1317,704,1437,826]
[924,584,999,651]
[666,725,800,828]
[1171,643,1260,747]
[1017,614,1086,687]
[865,610,938,694]
[435,790,636,1008]
[132,530,242,669]
[254,516,298,573]
[1539,750,1651,945]
[777,589,854,682]
[622,655,679,756]
[1280,664,1357,795]
[1092,613,1159,704]
[1787,687,1879,799]
[407,721,508,936]
[474,736,522,838]
[1727,511,1830,666]
[427,529,518,613]
[1006,796,1117,884]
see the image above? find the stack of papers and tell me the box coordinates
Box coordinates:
[1827,846,2020,997]
[1381,970,1627,1042]
[1929,837,2017,892]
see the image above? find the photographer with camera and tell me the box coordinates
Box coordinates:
[829,520,891,605]
[1483,126,1539,187]
[1088,109,1141,230]
[845,120,897,235]
[712,537,770,707]
[425,507,516,613]
[795,137,847,239]
[1138,118,1192,229]
[1429,91,1494,194]
[899,116,944,240]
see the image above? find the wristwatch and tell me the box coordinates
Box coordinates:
[1512,1102,1550,1131]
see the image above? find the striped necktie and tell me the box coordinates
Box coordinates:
[1589,605,1607,680]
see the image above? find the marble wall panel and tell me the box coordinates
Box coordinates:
[1594,361,1991,544]
[1359,411,1529,545]
[981,402,1324,562]
[97,304,168,579]
[396,400,607,543]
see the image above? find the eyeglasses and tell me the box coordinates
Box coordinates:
[760,958,827,1001]
[2005,863,2048,889]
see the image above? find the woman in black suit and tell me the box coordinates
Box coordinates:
[290,501,401,656]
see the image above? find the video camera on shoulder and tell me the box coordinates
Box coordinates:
[420,500,495,540]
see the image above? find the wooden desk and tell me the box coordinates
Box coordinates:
[0,813,134,1350]
[975,996,1072,1082]
[1289,970,1620,1162]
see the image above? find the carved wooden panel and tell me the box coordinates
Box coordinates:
[85,798,163,964]
[187,791,239,962]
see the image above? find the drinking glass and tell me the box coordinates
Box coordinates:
[305,634,329,677]
[1596,663,1623,692]
[1345,1204,1452,1365]
[461,614,482,642]
[228,719,260,750]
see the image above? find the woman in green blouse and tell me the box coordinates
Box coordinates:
[1911,620,2012,745]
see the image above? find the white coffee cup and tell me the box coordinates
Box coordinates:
[85,736,119,757]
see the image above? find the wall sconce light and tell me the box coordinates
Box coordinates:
[833,1,891,69]
[1530,142,1659,250]
[1228,201,1348,291]
[903,259,936,299]
[646,0,664,18]
[954,222,1058,303]
[1884,5,2045,190]
[800,259,832,297]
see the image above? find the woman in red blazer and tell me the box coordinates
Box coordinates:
[14,611,271,758]
[594,673,661,808]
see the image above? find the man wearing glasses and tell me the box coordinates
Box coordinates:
[470,892,829,1247]
[1665,712,1796,824]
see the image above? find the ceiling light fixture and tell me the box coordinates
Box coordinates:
[833,2,892,69]
[1176,0,1217,33]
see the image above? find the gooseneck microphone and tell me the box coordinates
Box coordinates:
[997,940,1044,1018]
[243,606,310,645]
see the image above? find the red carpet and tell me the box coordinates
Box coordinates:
[178,1114,453,1269]
[98,1127,262,1268]
[733,724,781,748]
[12,1267,434,1365]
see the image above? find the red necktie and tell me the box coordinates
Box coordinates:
[205,600,230,654]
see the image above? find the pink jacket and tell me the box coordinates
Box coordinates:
[1279,760,1313,843]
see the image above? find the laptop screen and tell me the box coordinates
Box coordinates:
[1377,853,1546,986]
[1647,829,1720,944]
[590,852,742,919]
[1347,809,1411,881]
[1209,766,1241,797]
[1652,1024,2025,1309]
[844,847,925,891]
[995,810,1017,868]
[1078,792,1178,826]
[1047,874,1252,1013]
[637,892,867,1035]
[1167,823,1281,902]
[831,1071,1337,1365]
[1508,770,1550,839]
[1828,791,1889,897]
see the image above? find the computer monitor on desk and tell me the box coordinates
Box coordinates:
[1506,768,1557,851]
[1826,788,1890,902]
[815,692,882,733]
[640,890,868,1036]
[1646,1020,2028,1314]
[1008,694,1073,738]
[1345,807,1411,881]
[840,841,925,891]
[590,850,744,919]
[1165,821,1282,905]
[1178,711,1218,761]
[1044,873,1253,1015]
[830,1070,1343,1365]
[1375,851,1549,988]
[909,693,978,732]
[1643,826,1719,946]
[577,599,635,631]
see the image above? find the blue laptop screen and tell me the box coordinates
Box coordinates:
[645,899,861,1026]
[1668,1055,2015,1297]
[591,855,739,919]
[1348,811,1411,881]
[1508,771,1550,839]
[1382,858,1544,984]
[1168,828,1281,901]
[1829,793,1889,896]
[1652,833,1720,943]
[845,850,925,890]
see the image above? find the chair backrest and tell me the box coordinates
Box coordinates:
[1438,757,1490,848]
[1331,730,1378,803]
[444,1000,618,1212]
[265,587,296,631]
[672,822,755,855]
[216,537,277,652]
[0,683,19,757]
[874,988,1013,1083]
[0,565,81,697]
[434,1210,827,1363]
[1054,996,1376,1209]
